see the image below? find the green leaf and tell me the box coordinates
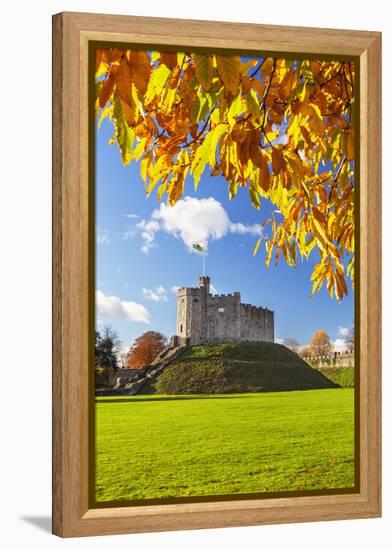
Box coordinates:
[113,97,135,165]
[191,131,214,188]
[249,184,261,209]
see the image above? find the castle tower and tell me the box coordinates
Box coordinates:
[176,277,209,346]
[176,275,274,346]
[198,276,210,294]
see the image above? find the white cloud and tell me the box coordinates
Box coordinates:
[136,219,160,254]
[170,286,180,293]
[142,286,168,303]
[123,228,136,239]
[332,338,348,353]
[126,214,139,219]
[152,197,230,251]
[135,197,263,254]
[96,290,150,323]
[229,222,263,236]
[97,226,110,245]
[338,326,350,337]
[210,284,218,294]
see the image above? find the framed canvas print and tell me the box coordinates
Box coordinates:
[52,12,381,537]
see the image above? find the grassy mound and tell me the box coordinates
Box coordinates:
[140,342,339,394]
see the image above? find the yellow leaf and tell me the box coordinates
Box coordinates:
[140,151,153,183]
[132,137,148,161]
[253,236,262,255]
[308,104,324,137]
[246,89,260,120]
[194,54,214,91]
[215,55,241,96]
[208,124,227,167]
[145,64,171,103]
[227,94,243,127]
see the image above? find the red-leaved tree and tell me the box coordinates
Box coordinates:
[127,331,167,368]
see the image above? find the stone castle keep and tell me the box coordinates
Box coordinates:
[176,276,274,346]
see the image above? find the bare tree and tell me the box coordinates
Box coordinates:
[346,325,354,352]
[283,338,300,354]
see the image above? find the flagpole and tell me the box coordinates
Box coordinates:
[203,248,205,276]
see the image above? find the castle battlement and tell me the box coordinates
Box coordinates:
[175,275,274,346]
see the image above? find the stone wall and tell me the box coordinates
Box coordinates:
[206,292,241,343]
[302,351,355,369]
[109,367,148,388]
[240,304,274,342]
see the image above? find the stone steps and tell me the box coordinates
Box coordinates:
[95,345,187,397]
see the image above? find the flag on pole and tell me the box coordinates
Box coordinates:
[192,243,204,253]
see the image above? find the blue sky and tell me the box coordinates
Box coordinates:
[95,117,354,353]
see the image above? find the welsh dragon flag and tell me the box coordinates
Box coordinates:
[192,243,204,253]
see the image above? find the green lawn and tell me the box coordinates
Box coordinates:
[95,388,355,502]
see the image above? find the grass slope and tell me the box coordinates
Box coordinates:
[141,342,338,394]
[95,389,355,502]
[317,366,355,387]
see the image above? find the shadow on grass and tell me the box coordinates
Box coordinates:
[95,394,263,404]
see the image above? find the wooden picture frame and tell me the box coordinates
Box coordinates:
[52,11,381,537]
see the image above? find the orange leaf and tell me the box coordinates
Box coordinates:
[167,167,185,205]
[115,58,133,106]
[347,129,355,160]
[271,148,285,175]
[99,71,116,108]
[249,131,263,168]
[258,151,271,192]
[128,51,151,95]
[279,70,295,101]
[160,52,177,70]
[120,99,137,127]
